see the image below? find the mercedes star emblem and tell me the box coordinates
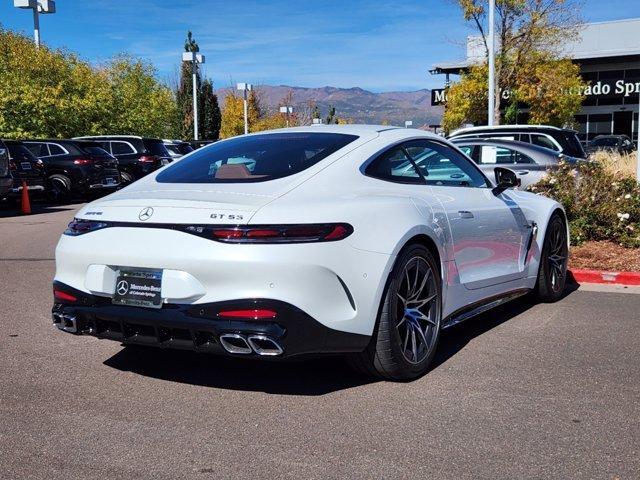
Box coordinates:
[138,207,154,221]
[116,280,129,296]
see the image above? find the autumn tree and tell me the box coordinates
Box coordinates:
[443,0,586,131]
[219,88,260,138]
[0,28,179,138]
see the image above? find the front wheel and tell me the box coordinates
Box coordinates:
[349,244,442,381]
[534,212,569,302]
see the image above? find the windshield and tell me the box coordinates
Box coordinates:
[156,132,358,183]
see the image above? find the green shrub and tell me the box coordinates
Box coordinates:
[529,161,640,247]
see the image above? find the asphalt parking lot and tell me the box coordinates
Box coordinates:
[1,202,639,479]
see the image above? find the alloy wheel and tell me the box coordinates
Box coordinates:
[547,221,567,292]
[395,256,439,364]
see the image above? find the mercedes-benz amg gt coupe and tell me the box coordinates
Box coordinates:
[52,125,569,380]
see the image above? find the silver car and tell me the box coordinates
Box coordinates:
[450,138,580,189]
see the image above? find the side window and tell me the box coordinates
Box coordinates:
[48,143,66,156]
[518,133,531,143]
[405,140,488,188]
[366,146,424,184]
[531,134,559,151]
[111,141,135,155]
[26,143,49,157]
[457,145,475,160]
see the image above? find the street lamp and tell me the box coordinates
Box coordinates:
[404,120,413,128]
[279,106,293,127]
[182,51,205,141]
[237,83,252,134]
[14,0,56,48]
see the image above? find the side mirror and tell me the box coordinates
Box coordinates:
[493,167,520,195]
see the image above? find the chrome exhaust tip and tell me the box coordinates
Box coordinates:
[53,313,78,333]
[247,335,283,356]
[219,334,252,355]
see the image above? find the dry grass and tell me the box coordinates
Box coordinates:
[590,150,638,178]
[570,241,640,272]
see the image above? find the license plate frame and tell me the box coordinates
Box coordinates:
[112,269,163,309]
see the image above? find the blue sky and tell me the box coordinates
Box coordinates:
[1,0,639,92]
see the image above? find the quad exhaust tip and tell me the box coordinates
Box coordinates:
[219,333,283,356]
[52,312,78,333]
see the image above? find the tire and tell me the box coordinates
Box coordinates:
[349,244,442,381]
[47,174,72,203]
[534,212,569,303]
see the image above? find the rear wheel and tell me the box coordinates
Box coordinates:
[46,174,72,203]
[535,213,568,302]
[349,244,441,381]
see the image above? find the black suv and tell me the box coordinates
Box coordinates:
[3,140,46,199]
[24,139,121,201]
[74,136,172,183]
[588,135,635,155]
[0,140,11,199]
[448,125,587,159]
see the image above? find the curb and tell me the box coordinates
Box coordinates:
[569,269,640,286]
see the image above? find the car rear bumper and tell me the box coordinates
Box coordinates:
[52,281,370,359]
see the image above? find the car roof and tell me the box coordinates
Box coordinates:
[72,135,161,141]
[451,137,561,156]
[450,124,576,136]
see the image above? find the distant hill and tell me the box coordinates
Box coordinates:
[213,84,443,127]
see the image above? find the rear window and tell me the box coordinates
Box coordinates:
[143,139,171,157]
[592,137,618,147]
[156,133,358,183]
[78,142,112,156]
[177,143,194,155]
[7,143,38,162]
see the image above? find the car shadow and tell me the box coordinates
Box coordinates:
[104,286,578,395]
[430,284,578,371]
[0,200,79,218]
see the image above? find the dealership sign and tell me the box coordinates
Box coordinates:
[430,80,640,106]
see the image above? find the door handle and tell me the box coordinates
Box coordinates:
[517,170,529,175]
[458,210,475,219]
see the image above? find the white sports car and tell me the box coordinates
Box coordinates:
[53,125,568,380]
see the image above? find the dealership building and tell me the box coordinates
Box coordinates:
[430,18,640,144]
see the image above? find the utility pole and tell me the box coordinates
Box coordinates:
[14,0,56,48]
[487,0,496,126]
[182,52,205,141]
[237,83,252,134]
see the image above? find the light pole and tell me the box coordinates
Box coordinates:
[637,93,640,182]
[14,0,56,48]
[279,106,293,127]
[487,0,495,126]
[404,120,413,128]
[182,51,205,141]
[237,83,252,134]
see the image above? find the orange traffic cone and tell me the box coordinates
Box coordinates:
[20,180,31,215]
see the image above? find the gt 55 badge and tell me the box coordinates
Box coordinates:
[210,213,244,220]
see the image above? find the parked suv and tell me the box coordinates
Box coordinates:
[448,125,586,159]
[163,139,194,160]
[74,136,172,183]
[0,140,12,199]
[23,139,121,201]
[4,140,46,199]
[587,135,635,155]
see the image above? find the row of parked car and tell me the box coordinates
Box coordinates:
[0,136,194,203]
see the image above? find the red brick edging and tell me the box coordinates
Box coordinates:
[569,269,640,286]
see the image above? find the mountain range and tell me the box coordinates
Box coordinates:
[213,85,443,127]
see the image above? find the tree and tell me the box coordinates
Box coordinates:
[219,88,260,138]
[176,31,221,140]
[443,0,586,130]
[0,28,179,139]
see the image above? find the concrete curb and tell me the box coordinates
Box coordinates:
[569,269,640,286]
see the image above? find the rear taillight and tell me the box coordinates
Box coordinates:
[139,155,158,163]
[64,218,109,236]
[53,289,77,303]
[73,159,94,165]
[217,309,277,320]
[207,223,353,243]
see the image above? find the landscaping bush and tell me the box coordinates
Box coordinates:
[529,158,640,247]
